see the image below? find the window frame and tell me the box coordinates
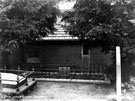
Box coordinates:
[82,44,90,56]
[27,50,40,58]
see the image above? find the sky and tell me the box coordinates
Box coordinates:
[58,0,76,11]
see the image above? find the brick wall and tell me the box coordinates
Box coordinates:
[42,44,83,69]
[90,47,112,65]
[0,43,112,70]
[1,46,25,69]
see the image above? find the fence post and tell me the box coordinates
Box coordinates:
[0,72,1,96]
[116,46,121,101]
[4,65,6,73]
[32,67,35,81]
[16,66,20,92]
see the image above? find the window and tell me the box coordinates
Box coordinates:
[27,50,40,63]
[27,50,40,58]
[83,44,89,55]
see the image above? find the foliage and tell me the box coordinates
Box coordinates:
[62,0,135,50]
[0,0,59,53]
[62,0,135,82]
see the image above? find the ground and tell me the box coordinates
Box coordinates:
[1,79,135,101]
[21,82,115,101]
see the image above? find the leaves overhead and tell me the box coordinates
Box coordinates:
[0,0,59,52]
[62,0,135,49]
[62,0,135,82]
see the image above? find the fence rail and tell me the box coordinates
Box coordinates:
[0,63,108,80]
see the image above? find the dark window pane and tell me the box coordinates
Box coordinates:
[83,49,89,55]
[83,44,89,55]
[27,50,40,58]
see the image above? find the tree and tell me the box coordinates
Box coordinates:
[62,0,135,82]
[0,0,59,68]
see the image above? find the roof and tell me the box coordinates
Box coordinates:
[41,1,78,41]
[42,29,78,40]
[42,35,78,40]
[41,17,78,41]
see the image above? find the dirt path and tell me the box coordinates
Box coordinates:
[2,81,135,101]
[20,82,115,101]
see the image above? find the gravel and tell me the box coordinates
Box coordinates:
[1,80,135,101]
[21,82,115,101]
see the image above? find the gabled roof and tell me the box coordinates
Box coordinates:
[42,34,78,40]
[41,1,78,41]
[41,17,78,41]
[42,28,78,41]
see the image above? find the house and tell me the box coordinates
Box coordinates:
[0,1,113,80]
[0,20,113,80]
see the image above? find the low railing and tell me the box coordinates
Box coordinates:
[29,69,107,80]
[0,63,108,80]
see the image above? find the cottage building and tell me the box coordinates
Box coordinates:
[0,21,112,79]
[0,0,113,80]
